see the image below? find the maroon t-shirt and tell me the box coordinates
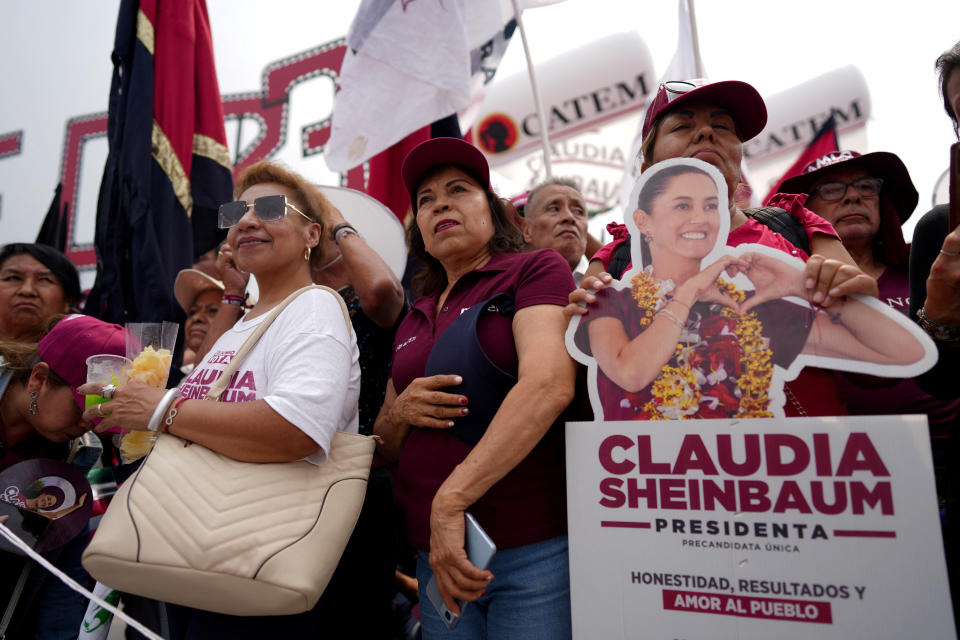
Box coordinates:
[875,267,911,314]
[589,214,847,417]
[0,425,67,473]
[834,266,960,432]
[391,249,575,551]
[576,289,810,420]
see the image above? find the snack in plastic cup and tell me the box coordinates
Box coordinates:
[119,322,178,462]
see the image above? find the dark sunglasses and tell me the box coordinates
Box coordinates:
[217,195,312,229]
[811,177,883,202]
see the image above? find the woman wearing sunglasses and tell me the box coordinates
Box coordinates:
[80,161,362,638]
[571,79,880,417]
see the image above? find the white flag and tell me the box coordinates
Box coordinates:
[618,0,701,212]
[326,0,548,172]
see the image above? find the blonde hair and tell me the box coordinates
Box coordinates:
[234,161,331,265]
[0,315,70,386]
[0,341,67,387]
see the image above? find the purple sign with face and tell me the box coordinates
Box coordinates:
[0,458,92,553]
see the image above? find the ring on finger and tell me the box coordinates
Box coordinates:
[96,403,104,418]
[940,249,959,257]
[101,384,117,400]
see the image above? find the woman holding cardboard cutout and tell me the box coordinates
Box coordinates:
[577,161,928,420]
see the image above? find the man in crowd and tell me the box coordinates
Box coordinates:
[781,150,914,303]
[520,177,597,282]
[780,150,960,426]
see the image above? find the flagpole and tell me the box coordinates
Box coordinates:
[510,0,553,178]
[686,0,704,78]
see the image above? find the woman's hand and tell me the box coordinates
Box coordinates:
[923,226,960,326]
[736,252,872,313]
[675,255,744,311]
[78,379,167,433]
[801,254,877,307]
[564,272,614,319]
[428,497,492,615]
[737,252,804,312]
[389,375,467,429]
[216,244,249,296]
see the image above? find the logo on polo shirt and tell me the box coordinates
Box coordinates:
[395,336,417,353]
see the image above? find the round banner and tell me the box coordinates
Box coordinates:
[0,458,93,552]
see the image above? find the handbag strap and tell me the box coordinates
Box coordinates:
[204,285,352,401]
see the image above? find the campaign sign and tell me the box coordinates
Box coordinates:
[0,459,93,553]
[565,415,955,639]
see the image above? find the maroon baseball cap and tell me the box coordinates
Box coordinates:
[642,79,768,142]
[37,314,127,409]
[779,150,918,223]
[401,137,491,208]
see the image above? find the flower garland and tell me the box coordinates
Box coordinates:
[628,268,773,419]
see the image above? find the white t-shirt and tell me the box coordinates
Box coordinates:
[177,288,361,465]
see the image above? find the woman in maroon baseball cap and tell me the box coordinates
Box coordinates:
[573,79,880,417]
[0,314,125,471]
[377,137,579,638]
[594,79,875,296]
[0,314,125,639]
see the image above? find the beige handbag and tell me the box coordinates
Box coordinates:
[82,285,375,616]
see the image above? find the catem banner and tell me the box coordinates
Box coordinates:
[466,31,655,166]
[565,415,955,639]
[744,65,870,163]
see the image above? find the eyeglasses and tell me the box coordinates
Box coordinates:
[217,195,313,229]
[810,177,883,202]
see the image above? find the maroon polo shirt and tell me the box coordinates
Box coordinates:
[391,249,575,551]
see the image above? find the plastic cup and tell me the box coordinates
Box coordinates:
[119,322,178,463]
[125,322,178,389]
[84,355,131,410]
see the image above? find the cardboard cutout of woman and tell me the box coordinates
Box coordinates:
[567,158,936,421]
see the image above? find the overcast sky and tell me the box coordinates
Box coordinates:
[1,0,958,244]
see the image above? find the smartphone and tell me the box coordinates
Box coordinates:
[949,141,960,232]
[425,512,497,629]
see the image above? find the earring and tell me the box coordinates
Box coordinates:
[28,390,38,415]
[304,247,311,261]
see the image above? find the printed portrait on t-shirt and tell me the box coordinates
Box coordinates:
[566,158,936,421]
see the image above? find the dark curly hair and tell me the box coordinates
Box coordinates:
[406,165,522,296]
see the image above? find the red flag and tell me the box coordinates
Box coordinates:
[86,0,233,324]
[763,112,838,205]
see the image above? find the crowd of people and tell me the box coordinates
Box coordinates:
[1,38,959,640]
